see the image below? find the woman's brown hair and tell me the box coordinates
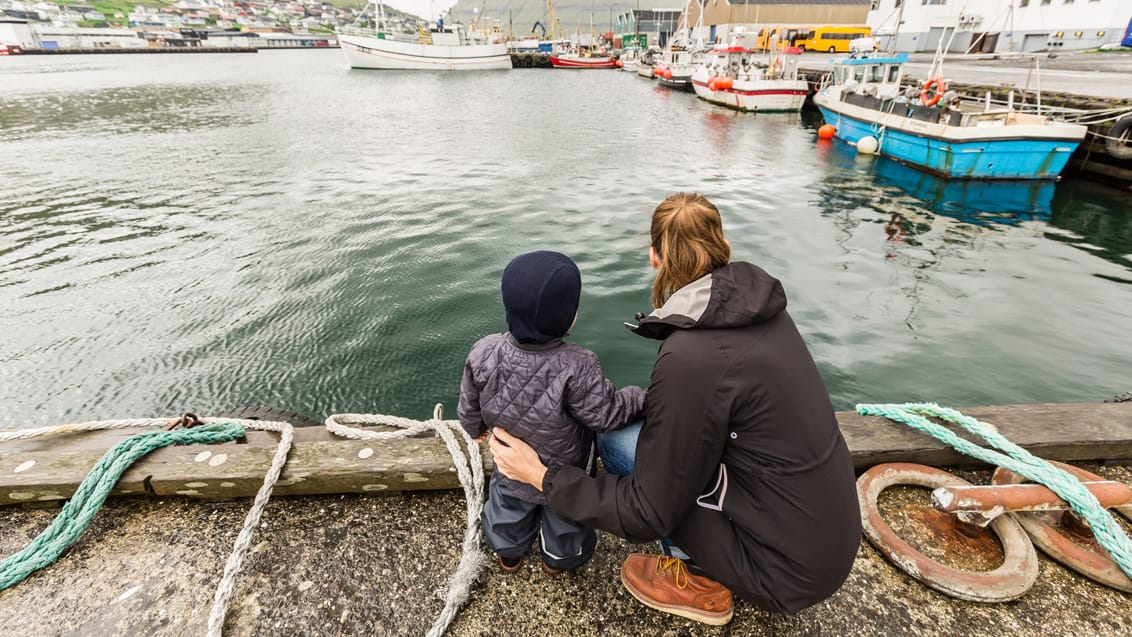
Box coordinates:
[650,192,731,308]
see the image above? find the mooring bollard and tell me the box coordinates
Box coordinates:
[932,480,1132,526]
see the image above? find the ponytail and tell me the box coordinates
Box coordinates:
[650,193,731,308]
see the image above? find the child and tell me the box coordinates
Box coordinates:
[458,250,646,573]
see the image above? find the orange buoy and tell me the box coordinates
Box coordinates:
[708,79,717,91]
[718,77,733,90]
[818,124,836,140]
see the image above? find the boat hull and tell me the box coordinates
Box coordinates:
[340,34,511,71]
[691,78,808,112]
[657,75,694,92]
[815,92,1084,180]
[549,55,617,69]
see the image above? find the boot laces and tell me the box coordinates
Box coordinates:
[655,556,689,589]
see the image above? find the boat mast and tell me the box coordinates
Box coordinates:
[888,0,905,54]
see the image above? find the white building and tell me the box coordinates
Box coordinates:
[0,17,35,47]
[866,0,1131,53]
[34,25,149,48]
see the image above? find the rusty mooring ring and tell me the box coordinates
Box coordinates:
[858,463,1039,602]
[992,461,1132,593]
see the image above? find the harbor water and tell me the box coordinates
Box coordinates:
[1,50,1130,428]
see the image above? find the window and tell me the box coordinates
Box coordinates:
[870,1,879,9]
[922,0,946,5]
[1041,0,1050,5]
[887,66,901,82]
[1019,0,1029,6]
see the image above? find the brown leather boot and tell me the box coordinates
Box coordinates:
[620,553,734,626]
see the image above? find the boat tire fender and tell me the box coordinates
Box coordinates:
[1105,391,1132,403]
[214,405,324,427]
[921,77,945,107]
[1105,116,1132,161]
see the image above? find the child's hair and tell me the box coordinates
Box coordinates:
[650,193,731,308]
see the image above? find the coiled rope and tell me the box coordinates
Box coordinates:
[325,404,486,637]
[0,416,295,637]
[857,402,1132,580]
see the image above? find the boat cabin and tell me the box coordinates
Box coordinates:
[827,53,1050,128]
[829,53,908,100]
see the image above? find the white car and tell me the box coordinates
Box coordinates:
[849,37,880,54]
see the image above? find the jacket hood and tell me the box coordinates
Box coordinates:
[626,262,787,340]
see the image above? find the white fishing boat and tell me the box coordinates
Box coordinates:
[652,0,705,92]
[690,29,808,112]
[636,47,659,79]
[339,3,510,71]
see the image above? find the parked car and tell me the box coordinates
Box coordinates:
[849,36,879,54]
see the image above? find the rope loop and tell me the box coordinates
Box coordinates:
[325,404,486,637]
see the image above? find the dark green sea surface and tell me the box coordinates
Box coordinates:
[1,50,1130,427]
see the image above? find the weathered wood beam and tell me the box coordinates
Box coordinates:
[0,403,1129,506]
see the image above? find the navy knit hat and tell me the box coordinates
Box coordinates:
[501,251,582,344]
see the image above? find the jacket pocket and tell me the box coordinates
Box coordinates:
[695,463,729,512]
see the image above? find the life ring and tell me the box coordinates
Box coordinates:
[920,77,946,107]
[1105,116,1132,161]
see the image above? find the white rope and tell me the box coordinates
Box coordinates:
[3,406,483,637]
[203,417,293,637]
[0,415,293,637]
[325,404,487,637]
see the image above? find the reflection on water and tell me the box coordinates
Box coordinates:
[872,157,1055,225]
[1,52,1130,428]
[0,84,266,140]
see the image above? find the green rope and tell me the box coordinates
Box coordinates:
[857,402,1132,580]
[0,423,245,590]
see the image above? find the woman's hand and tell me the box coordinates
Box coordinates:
[489,427,548,491]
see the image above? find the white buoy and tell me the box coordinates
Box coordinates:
[857,136,879,155]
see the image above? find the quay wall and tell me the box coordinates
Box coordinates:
[21,47,259,54]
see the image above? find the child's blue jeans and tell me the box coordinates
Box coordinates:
[597,419,694,563]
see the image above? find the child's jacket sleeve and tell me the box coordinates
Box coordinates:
[457,356,486,439]
[566,360,646,433]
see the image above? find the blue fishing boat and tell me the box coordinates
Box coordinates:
[813,53,1087,180]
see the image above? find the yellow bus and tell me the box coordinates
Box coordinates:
[754,26,811,51]
[799,26,872,53]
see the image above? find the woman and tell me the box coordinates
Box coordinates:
[490,192,861,625]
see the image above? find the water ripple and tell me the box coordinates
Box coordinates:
[1,52,1131,428]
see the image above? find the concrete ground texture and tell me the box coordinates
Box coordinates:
[1,464,1130,636]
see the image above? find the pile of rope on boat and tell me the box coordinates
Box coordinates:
[0,405,484,637]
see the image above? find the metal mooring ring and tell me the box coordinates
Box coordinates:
[858,462,1039,602]
[992,461,1132,593]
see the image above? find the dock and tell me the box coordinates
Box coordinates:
[21,47,259,55]
[0,402,1129,636]
[1,402,1129,504]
